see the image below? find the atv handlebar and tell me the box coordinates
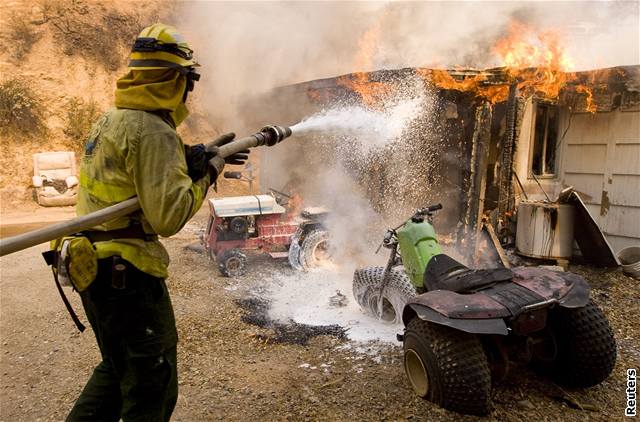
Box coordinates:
[418,203,442,214]
[378,203,443,252]
[415,203,442,217]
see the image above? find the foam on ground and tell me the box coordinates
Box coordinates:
[265,266,402,344]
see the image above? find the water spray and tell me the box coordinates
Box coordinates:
[0,125,293,256]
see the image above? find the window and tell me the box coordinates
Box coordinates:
[530,103,559,176]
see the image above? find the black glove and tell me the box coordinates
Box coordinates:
[184,143,209,182]
[204,132,250,183]
[184,132,251,183]
[205,133,250,166]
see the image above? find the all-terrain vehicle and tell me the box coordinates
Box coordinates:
[202,191,329,276]
[353,204,617,415]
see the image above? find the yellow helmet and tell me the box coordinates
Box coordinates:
[128,23,199,71]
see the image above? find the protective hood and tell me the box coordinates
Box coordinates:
[114,69,189,127]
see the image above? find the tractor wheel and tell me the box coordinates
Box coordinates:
[403,318,492,416]
[298,230,330,270]
[352,266,416,323]
[216,249,248,277]
[546,301,616,387]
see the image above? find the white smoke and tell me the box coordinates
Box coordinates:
[178,1,639,126]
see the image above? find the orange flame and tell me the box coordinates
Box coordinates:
[338,14,394,108]
[496,21,575,100]
[306,88,321,101]
[417,68,510,104]
[576,85,597,113]
[333,19,596,113]
[286,192,303,220]
[419,20,596,111]
[337,74,393,107]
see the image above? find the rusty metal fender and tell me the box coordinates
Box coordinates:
[402,290,510,335]
[511,267,591,308]
[403,303,509,335]
[406,289,511,319]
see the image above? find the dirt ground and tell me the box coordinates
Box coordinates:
[1,205,638,422]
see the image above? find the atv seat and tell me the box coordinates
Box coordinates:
[424,254,512,293]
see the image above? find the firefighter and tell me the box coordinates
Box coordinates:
[66,24,247,421]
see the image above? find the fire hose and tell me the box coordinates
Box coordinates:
[0,125,292,257]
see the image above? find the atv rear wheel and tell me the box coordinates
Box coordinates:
[546,301,616,387]
[298,230,330,270]
[353,266,416,323]
[217,248,248,277]
[403,318,491,416]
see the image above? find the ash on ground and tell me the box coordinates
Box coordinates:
[235,296,347,345]
[231,258,403,347]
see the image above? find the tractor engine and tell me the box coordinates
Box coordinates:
[216,215,254,241]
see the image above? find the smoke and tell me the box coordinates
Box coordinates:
[176,0,638,264]
[178,1,639,126]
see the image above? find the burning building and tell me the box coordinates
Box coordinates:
[242,61,639,263]
[239,18,638,264]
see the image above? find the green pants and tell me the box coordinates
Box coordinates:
[67,258,178,422]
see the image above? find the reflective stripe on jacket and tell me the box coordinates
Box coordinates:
[76,108,210,278]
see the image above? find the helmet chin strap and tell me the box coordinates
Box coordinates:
[183,68,200,103]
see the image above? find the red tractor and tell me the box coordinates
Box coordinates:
[201,191,330,276]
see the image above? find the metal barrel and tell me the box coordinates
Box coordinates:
[0,126,292,256]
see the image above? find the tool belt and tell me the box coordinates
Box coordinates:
[81,224,158,243]
[42,224,156,332]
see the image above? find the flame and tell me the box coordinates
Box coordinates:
[495,22,575,72]
[306,87,325,103]
[495,21,576,100]
[337,74,393,107]
[418,20,596,112]
[286,192,304,220]
[417,68,510,104]
[576,85,597,113]
[338,14,394,108]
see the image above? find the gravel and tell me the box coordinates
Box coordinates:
[1,218,637,421]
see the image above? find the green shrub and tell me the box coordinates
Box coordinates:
[0,79,44,137]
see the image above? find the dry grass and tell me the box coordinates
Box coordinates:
[41,0,157,71]
[8,14,43,60]
[64,97,102,147]
[0,79,45,138]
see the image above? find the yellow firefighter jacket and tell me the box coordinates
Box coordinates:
[76,69,210,278]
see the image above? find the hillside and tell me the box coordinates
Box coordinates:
[0,0,240,214]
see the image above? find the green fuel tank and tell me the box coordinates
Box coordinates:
[397,219,442,288]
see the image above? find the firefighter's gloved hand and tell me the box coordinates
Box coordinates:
[205,132,250,166]
[206,147,226,182]
[184,143,209,182]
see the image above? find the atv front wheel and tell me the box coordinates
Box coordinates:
[217,248,248,277]
[353,266,416,323]
[403,318,491,415]
[547,301,616,387]
[298,230,330,270]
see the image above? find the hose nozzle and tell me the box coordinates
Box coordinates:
[260,125,292,146]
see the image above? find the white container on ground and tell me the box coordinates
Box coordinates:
[516,200,575,260]
[618,246,640,279]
